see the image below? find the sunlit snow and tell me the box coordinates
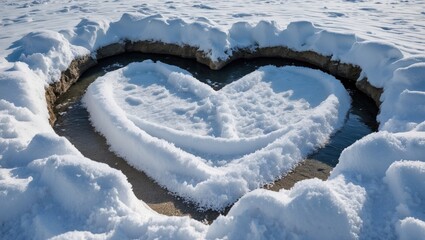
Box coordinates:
[83,61,350,210]
[0,0,424,239]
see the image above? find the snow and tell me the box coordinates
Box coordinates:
[379,62,425,132]
[83,61,350,210]
[207,177,366,239]
[7,31,88,84]
[1,153,207,239]
[208,132,425,239]
[0,0,424,239]
[1,1,424,56]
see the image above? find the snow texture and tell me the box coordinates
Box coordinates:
[1,1,425,239]
[83,61,350,210]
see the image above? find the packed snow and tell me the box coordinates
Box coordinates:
[1,0,425,239]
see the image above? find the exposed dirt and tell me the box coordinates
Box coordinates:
[264,159,332,191]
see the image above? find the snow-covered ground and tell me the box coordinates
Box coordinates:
[1,0,425,57]
[1,0,425,239]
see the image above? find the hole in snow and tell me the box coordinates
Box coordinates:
[53,52,378,222]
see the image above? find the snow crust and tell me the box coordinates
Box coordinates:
[1,4,425,240]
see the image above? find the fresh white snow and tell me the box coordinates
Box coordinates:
[1,1,425,57]
[82,61,350,210]
[1,0,425,239]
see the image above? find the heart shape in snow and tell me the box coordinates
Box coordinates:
[83,60,350,210]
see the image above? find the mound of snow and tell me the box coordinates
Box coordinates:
[83,60,350,210]
[207,177,365,239]
[208,131,425,239]
[1,151,206,239]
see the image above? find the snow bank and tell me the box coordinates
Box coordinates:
[6,31,89,83]
[0,60,206,238]
[1,12,425,239]
[83,61,350,210]
[0,62,53,168]
[1,152,206,239]
[333,132,425,239]
[5,13,424,132]
[333,131,425,180]
[107,14,229,60]
[209,132,425,239]
[207,177,366,239]
[379,61,425,132]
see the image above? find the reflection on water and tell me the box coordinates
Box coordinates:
[54,52,378,222]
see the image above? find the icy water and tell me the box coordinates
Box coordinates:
[54,52,378,221]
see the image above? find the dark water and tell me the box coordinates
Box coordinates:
[54,52,378,221]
